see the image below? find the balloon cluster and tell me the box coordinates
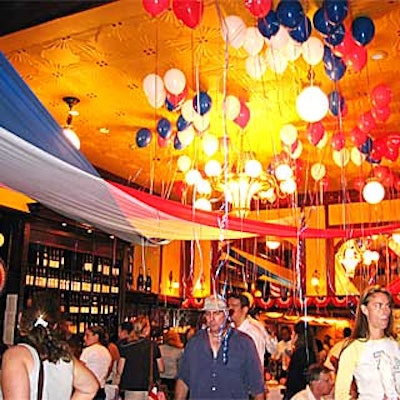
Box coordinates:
[142,0,204,29]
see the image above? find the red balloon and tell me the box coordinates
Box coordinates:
[307,122,325,146]
[382,171,394,187]
[142,0,169,17]
[353,176,365,192]
[371,84,393,108]
[157,135,171,148]
[331,132,345,151]
[393,175,400,192]
[371,138,387,160]
[373,165,390,181]
[166,86,188,108]
[346,43,367,72]
[234,102,251,129]
[350,126,368,146]
[385,145,399,162]
[172,0,204,29]
[358,111,376,133]
[386,134,400,149]
[244,0,272,18]
[371,105,391,123]
[333,30,357,60]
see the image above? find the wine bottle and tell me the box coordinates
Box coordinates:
[137,267,144,291]
[145,268,152,292]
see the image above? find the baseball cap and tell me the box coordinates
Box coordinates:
[202,295,228,311]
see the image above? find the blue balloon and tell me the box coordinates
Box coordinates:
[289,16,311,43]
[352,16,375,46]
[156,118,172,139]
[324,23,345,46]
[324,57,346,81]
[257,10,280,39]
[173,134,184,150]
[277,0,304,29]
[312,7,331,35]
[165,98,176,112]
[136,128,152,148]
[359,137,373,155]
[324,0,348,25]
[177,114,190,132]
[193,92,212,116]
[366,155,381,164]
[328,91,344,116]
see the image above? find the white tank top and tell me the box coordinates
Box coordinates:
[20,343,74,400]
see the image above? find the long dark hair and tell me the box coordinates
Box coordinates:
[351,285,395,341]
[18,292,72,364]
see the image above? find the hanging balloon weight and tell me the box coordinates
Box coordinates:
[172,0,204,29]
[257,10,280,39]
[331,132,345,151]
[193,92,212,116]
[351,16,375,46]
[371,84,392,108]
[225,95,241,120]
[177,114,190,131]
[156,118,172,139]
[302,36,324,66]
[243,26,265,56]
[181,99,197,122]
[234,102,251,129]
[245,0,272,18]
[371,105,391,122]
[324,0,348,24]
[346,43,367,72]
[245,54,267,80]
[325,23,345,46]
[157,135,171,148]
[142,0,169,17]
[277,0,304,29]
[328,90,345,116]
[222,15,247,49]
[289,16,312,43]
[312,7,330,36]
[164,68,186,96]
[136,128,152,148]
[307,121,325,146]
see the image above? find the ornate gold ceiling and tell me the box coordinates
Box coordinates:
[1,0,400,204]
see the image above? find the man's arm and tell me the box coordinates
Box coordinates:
[71,358,99,400]
[175,378,189,400]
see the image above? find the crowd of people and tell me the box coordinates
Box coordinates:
[1,285,400,399]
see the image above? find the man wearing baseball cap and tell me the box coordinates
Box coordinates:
[175,294,266,400]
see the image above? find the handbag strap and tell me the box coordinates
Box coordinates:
[37,354,44,400]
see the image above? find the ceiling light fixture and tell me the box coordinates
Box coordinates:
[62,96,81,150]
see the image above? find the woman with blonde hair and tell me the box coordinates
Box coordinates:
[117,316,165,400]
[1,292,98,399]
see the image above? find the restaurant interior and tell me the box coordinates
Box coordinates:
[0,0,400,342]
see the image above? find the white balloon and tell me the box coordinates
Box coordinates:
[146,91,166,109]
[143,73,166,108]
[282,39,302,62]
[269,26,290,49]
[178,125,196,147]
[193,112,210,132]
[280,124,298,146]
[202,133,219,156]
[181,99,196,122]
[316,132,328,149]
[177,155,192,172]
[332,148,350,167]
[290,141,303,159]
[265,48,288,74]
[350,146,365,166]
[243,26,265,56]
[302,37,324,66]
[296,86,329,122]
[310,163,326,181]
[225,95,241,120]
[164,68,186,95]
[245,55,267,80]
[222,15,246,49]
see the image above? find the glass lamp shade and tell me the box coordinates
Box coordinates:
[296,86,329,123]
[362,180,385,204]
[266,239,281,250]
[63,127,81,150]
[245,159,262,178]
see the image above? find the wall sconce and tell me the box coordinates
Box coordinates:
[311,270,320,293]
[193,273,205,296]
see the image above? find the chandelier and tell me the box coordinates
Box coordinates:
[62,96,80,150]
[181,132,297,218]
